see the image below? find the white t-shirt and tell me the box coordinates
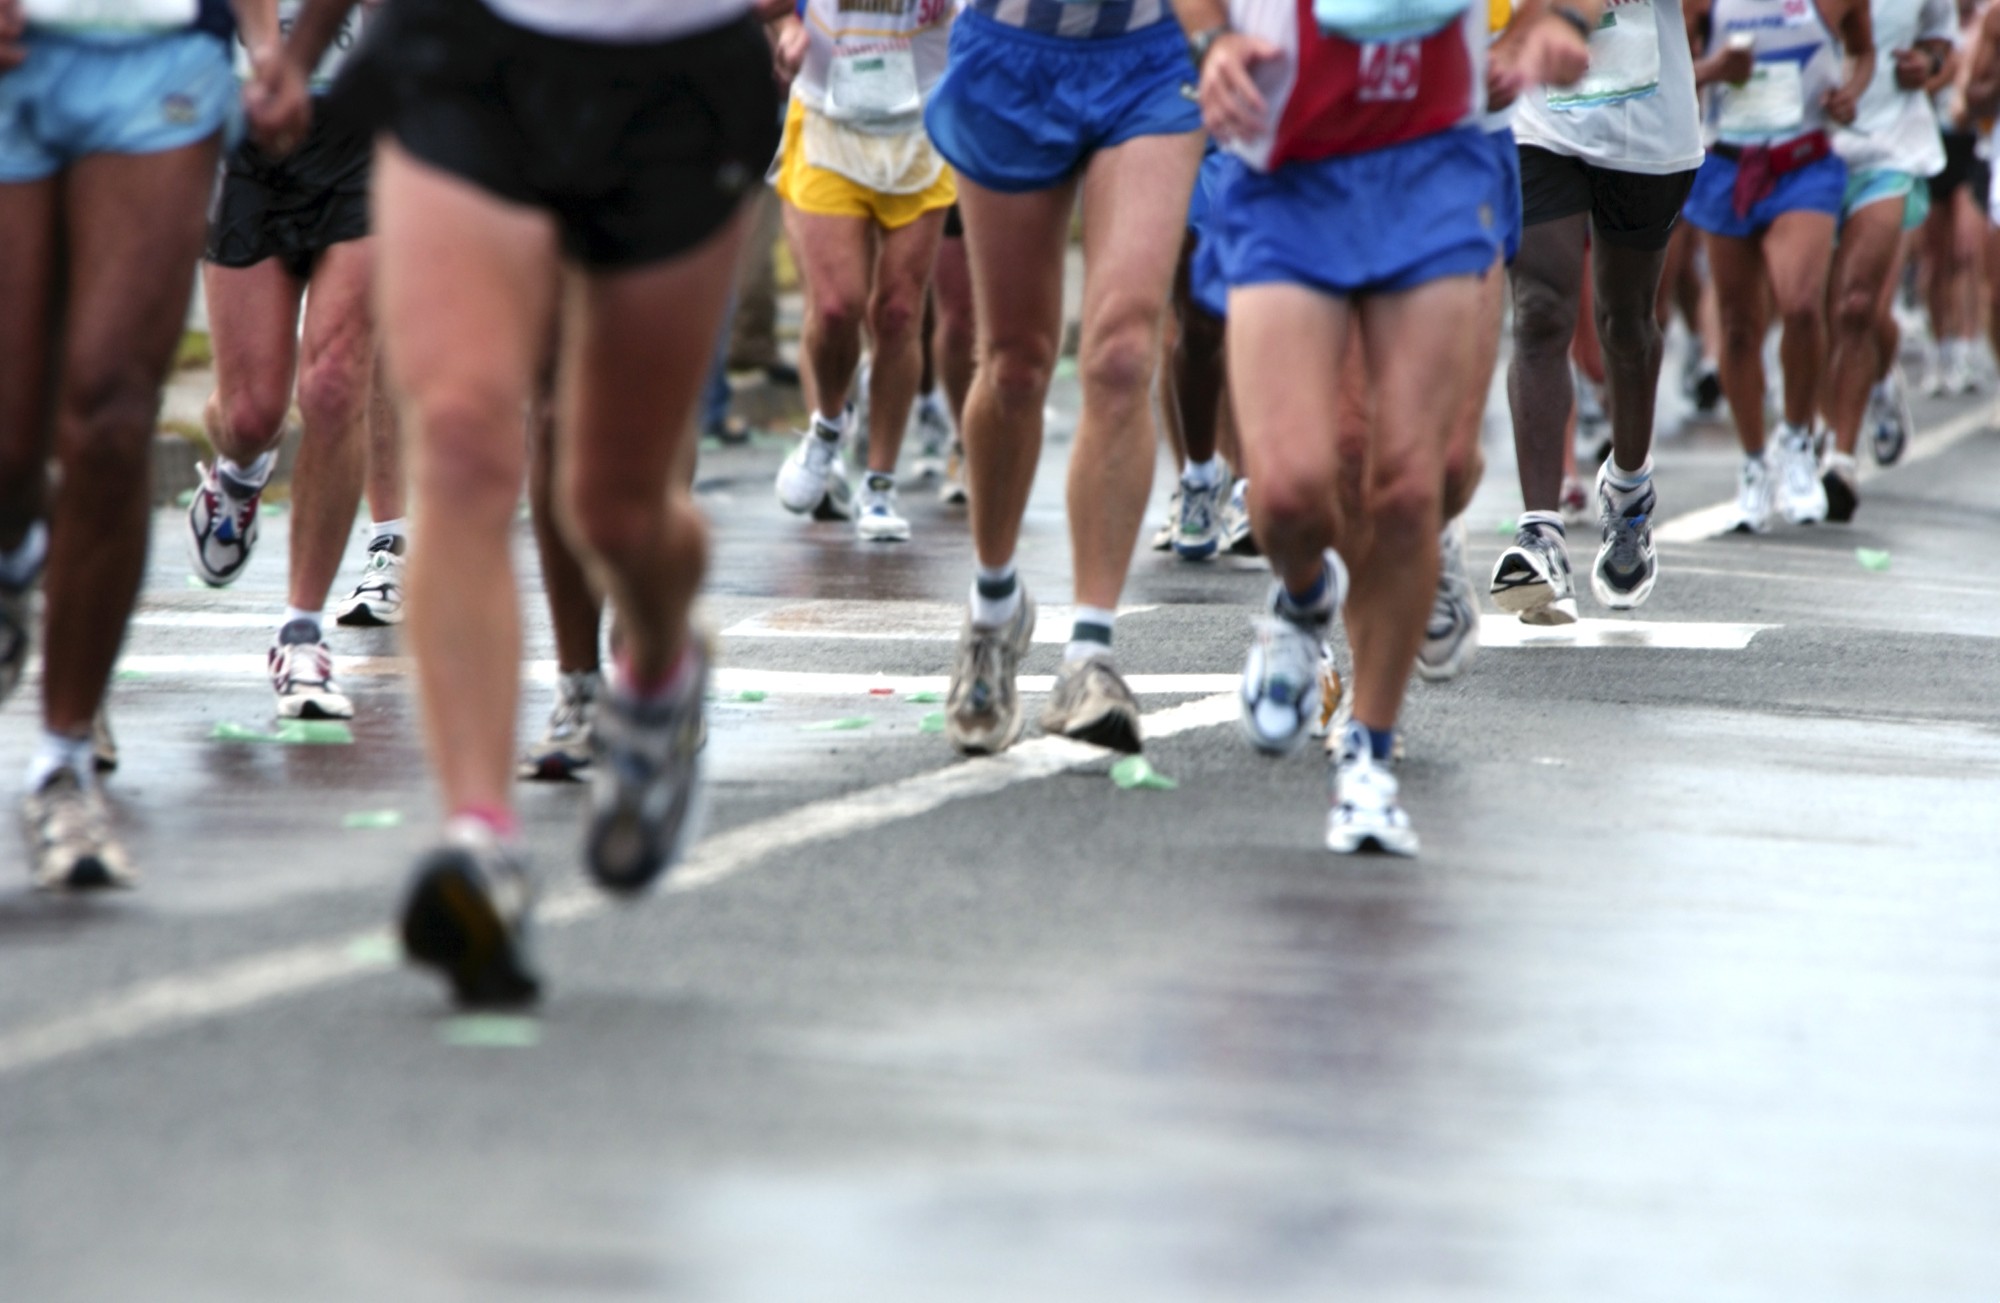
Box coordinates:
[1512,0,1705,174]
[480,0,751,42]
[1836,0,1955,174]
[236,0,366,90]
[793,0,955,128]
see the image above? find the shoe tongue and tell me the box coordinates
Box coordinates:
[277,617,322,646]
[866,473,894,492]
[369,534,405,557]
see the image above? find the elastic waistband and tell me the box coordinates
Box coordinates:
[1712,131,1829,161]
[955,6,1186,53]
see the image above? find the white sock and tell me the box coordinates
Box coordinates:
[1825,449,1858,472]
[218,450,276,491]
[1605,455,1652,491]
[370,518,407,544]
[1064,605,1116,663]
[1181,455,1225,490]
[970,562,1020,628]
[25,729,93,793]
[280,607,324,638]
[812,409,846,441]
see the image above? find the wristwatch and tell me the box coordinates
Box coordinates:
[1189,23,1230,70]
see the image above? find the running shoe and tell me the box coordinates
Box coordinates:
[913,395,952,476]
[0,564,35,708]
[91,706,118,773]
[1326,727,1418,857]
[848,360,872,465]
[1042,654,1143,754]
[1692,364,1723,415]
[519,670,599,781]
[186,459,264,587]
[1944,341,1981,396]
[1822,453,1861,524]
[940,440,969,505]
[1869,372,1911,466]
[399,818,540,1007]
[1150,484,1182,552]
[1315,639,1349,738]
[1489,524,1579,625]
[1222,478,1260,556]
[855,474,912,543]
[775,421,853,519]
[270,618,354,720]
[335,534,406,626]
[1173,472,1228,561]
[1240,612,1323,755]
[945,586,1036,755]
[1575,375,1612,465]
[1729,454,1775,534]
[1418,516,1479,680]
[587,640,710,896]
[1774,426,1828,525]
[24,766,135,891]
[1591,467,1659,610]
[1559,475,1591,527]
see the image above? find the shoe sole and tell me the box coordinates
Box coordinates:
[586,753,707,898]
[399,856,540,1008]
[518,754,590,782]
[857,525,911,543]
[1172,538,1220,562]
[1415,632,1476,682]
[1491,579,1577,625]
[278,696,355,721]
[1056,704,1143,755]
[1326,826,1420,857]
[1823,472,1858,523]
[37,852,136,892]
[335,604,402,627]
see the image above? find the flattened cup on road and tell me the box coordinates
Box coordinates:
[1496,516,1517,534]
[1855,547,1891,572]
[439,1015,540,1049]
[345,933,401,967]
[210,722,277,742]
[801,717,871,732]
[904,691,943,703]
[210,720,355,744]
[342,810,403,830]
[918,711,946,733]
[734,690,768,703]
[1110,756,1177,791]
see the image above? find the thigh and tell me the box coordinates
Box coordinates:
[786,206,875,312]
[1510,212,1590,330]
[873,208,946,308]
[205,257,306,410]
[372,143,556,425]
[1361,275,1485,478]
[956,175,1074,363]
[1227,283,1352,486]
[0,179,60,456]
[60,141,219,414]
[1077,129,1203,340]
[300,239,376,375]
[1761,210,1837,313]
[1829,199,1903,305]
[1705,231,1773,331]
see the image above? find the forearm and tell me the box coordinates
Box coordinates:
[286,0,361,72]
[1173,0,1231,34]
[230,0,280,54]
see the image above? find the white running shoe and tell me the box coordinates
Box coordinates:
[1774,425,1828,525]
[91,706,118,773]
[1040,654,1144,754]
[945,587,1036,755]
[186,459,265,587]
[1173,471,1228,561]
[1869,371,1911,466]
[269,619,354,720]
[24,766,136,891]
[1489,524,1578,625]
[1150,484,1182,552]
[1222,478,1259,556]
[1240,612,1324,755]
[939,440,969,505]
[519,670,599,781]
[1729,454,1775,534]
[855,474,912,543]
[1944,340,1982,396]
[1559,474,1591,527]
[588,640,710,896]
[1418,516,1479,680]
[335,534,406,626]
[776,420,852,518]
[1591,467,1658,610]
[913,394,952,477]
[1326,728,1418,857]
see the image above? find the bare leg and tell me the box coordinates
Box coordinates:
[1763,210,1837,428]
[1508,214,1588,512]
[787,207,872,423]
[0,178,59,559]
[204,258,304,468]
[1823,200,1904,458]
[864,210,946,475]
[363,360,405,523]
[1707,230,1776,455]
[527,388,603,675]
[1591,236,1675,474]
[286,239,374,611]
[931,231,976,428]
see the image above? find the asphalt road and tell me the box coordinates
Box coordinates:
[3,360,1998,1302]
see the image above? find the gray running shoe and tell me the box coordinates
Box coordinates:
[1591,467,1658,609]
[1221,478,1259,556]
[519,670,600,781]
[587,640,710,896]
[24,766,136,891]
[1326,727,1418,858]
[0,565,36,708]
[1150,484,1181,552]
[945,588,1036,755]
[335,534,406,626]
[1173,473,1228,561]
[1774,425,1827,525]
[1041,654,1143,754]
[1418,516,1479,680]
[1489,524,1579,625]
[399,819,540,1007]
[91,706,118,773]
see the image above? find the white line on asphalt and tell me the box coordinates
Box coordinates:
[1655,404,1992,544]
[0,695,1236,1081]
[720,600,1159,643]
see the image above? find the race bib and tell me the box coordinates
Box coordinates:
[1547,0,1660,110]
[24,0,197,30]
[235,1,365,90]
[824,48,923,129]
[802,106,945,194]
[1314,0,1468,42]
[1717,60,1806,135]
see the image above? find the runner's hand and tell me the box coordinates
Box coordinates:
[243,42,311,157]
[1822,84,1860,124]
[1892,47,1931,90]
[771,15,807,85]
[1198,31,1281,143]
[0,0,26,74]
[1708,44,1755,86]
[1491,13,1592,98]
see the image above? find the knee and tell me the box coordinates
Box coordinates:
[1250,464,1338,532]
[981,335,1056,407]
[408,387,524,521]
[60,366,161,478]
[1778,300,1823,338]
[1596,306,1661,363]
[867,285,922,347]
[1078,314,1158,404]
[563,476,689,573]
[809,290,865,345]
[214,383,291,455]
[1367,457,1442,539]
[1833,288,1877,338]
[1718,314,1764,357]
[296,352,369,436]
[1511,281,1574,354]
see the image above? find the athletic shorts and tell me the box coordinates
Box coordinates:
[1518,144,1696,252]
[1186,148,1230,318]
[924,9,1201,194]
[206,97,371,278]
[774,97,956,230]
[1842,167,1930,231]
[1682,149,1845,240]
[1213,126,1504,300]
[1930,130,1988,203]
[359,0,780,269]
[0,30,238,183]
[1490,126,1523,264]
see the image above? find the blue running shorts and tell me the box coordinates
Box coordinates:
[925,9,1202,194]
[0,31,238,183]
[1490,125,1522,264]
[1187,148,1230,318]
[1682,149,1845,240]
[1213,126,1505,300]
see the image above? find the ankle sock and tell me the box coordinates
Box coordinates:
[279,607,324,640]
[25,729,94,794]
[449,805,521,845]
[218,450,275,494]
[1181,455,1224,490]
[1519,509,1565,540]
[970,562,1020,628]
[1339,721,1396,765]
[615,641,697,704]
[370,518,408,549]
[1064,605,1114,663]
[811,410,846,442]
[0,520,47,588]
[1604,456,1652,492]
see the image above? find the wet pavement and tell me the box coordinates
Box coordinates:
[3,364,1999,1301]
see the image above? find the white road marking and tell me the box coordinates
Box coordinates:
[1655,404,1992,544]
[1474,616,1773,650]
[721,600,1159,643]
[0,695,1236,1081]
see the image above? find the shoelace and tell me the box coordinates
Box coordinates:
[274,641,333,690]
[36,781,109,852]
[1258,619,1319,704]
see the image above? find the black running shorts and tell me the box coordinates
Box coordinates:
[353,0,779,270]
[1517,145,1697,253]
[1929,130,1988,205]
[205,99,371,279]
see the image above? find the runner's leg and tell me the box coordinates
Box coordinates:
[863,209,946,476]
[286,240,373,615]
[1508,213,1589,511]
